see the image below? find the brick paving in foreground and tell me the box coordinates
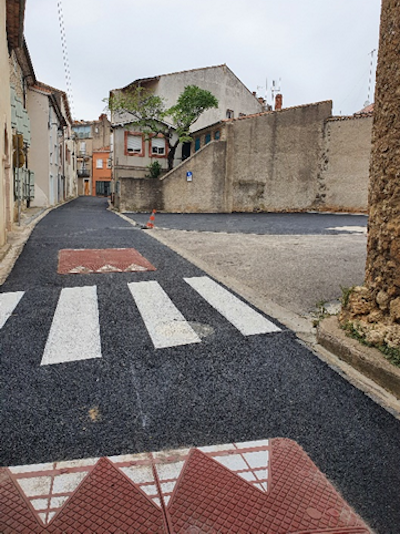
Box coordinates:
[0,439,371,533]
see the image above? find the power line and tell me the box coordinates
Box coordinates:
[57,1,75,119]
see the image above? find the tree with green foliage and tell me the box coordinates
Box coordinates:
[108,85,218,171]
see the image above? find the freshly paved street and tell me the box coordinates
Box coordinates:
[0,198,399,532]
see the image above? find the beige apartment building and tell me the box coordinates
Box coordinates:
[0,0,13,247]
[27,82,76,207]
[110,64,265,187]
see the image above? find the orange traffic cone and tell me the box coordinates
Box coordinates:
[142,209,156,229]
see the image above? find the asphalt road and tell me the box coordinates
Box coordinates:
[0,198,399,533]
[127,211,368,235]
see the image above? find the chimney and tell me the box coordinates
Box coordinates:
[252,91,257,97]
[275,94,283,111]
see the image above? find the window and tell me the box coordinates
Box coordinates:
[226,109,234,119]
[80,142,86,155]
[150,136,167,157]
[96,159,103,169]
[125,133,144,156]
[205,133,211,145]
[194,138,200,152]
[214,130,221,140]
[73,125,91,138]
[107,158,111,168]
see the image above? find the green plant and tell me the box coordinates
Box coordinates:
[341,321,400,368]
[340,285,354,308]
[108,84,218,170]
[146,160,162,179]
[312,300,330,327]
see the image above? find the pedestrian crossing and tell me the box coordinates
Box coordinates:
[41,286,102,366]
[0,277,281,366]
[128,281,201,349]
[0,291,24,329]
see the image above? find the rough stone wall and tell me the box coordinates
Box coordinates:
[319,115,372,212]
[9,51,23,100]
[162,141,228,213]
[117,177,162,213]
[226,101,332,212]
[339,0,400,349]
[366,0,400,317]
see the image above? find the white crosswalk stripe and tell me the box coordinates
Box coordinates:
[0,291,24,330]
[128,280,201,349]
[41,286,102,366]
[184,276,281,335]
[0,278,281,360]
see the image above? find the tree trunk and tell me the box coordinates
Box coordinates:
[167,143,178,171]
[340,0,400,345]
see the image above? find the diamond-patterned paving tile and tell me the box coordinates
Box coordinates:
[0,468,42,533]
[0,440,372,533]
[168,448,269,533]
[47,458,167,533]
[263,439,371,533]
[116,453,161,508]
[153,447,191,507]
[9,459,96,526]
[166,440,372,533]
[58,248,156,274]
[199,440,270,493]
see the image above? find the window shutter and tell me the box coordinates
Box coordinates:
[127,135,142,153]
[151,137,165,154]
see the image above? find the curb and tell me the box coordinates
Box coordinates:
[317,316,400,400]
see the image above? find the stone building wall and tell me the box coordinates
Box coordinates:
[116,101,372,214]
[319,114,372,212]
[116,176,162,212]
[161,141,228,213]
[0,0,12,246]
[226,101,333,212]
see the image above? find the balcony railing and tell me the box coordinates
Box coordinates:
[78,169,90,178]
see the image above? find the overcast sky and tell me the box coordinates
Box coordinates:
[25,0,381,121]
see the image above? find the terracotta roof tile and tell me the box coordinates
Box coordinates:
[222,100,333,123]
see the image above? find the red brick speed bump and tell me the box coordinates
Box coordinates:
[57,248,156,274]
[0,439,372,533]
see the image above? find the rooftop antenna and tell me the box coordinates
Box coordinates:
[364,49,377,108]
[271,78,281,102]
[57,1,75,118]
